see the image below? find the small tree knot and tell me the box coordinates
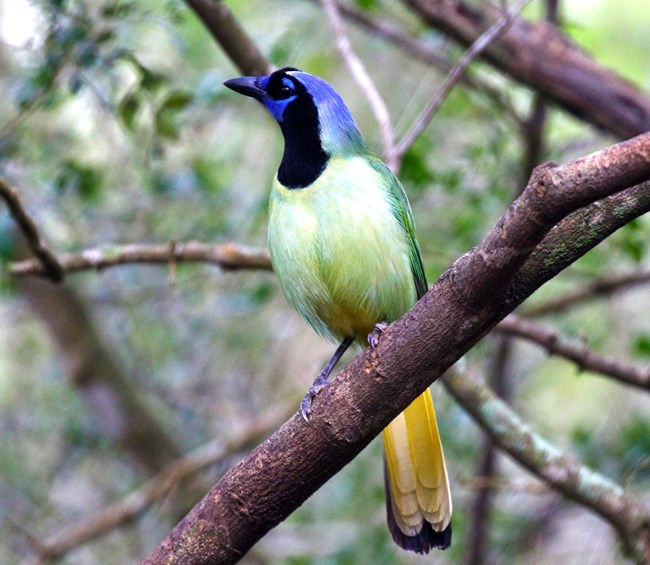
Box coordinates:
[528,160,559,198]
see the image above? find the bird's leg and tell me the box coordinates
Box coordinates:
[301,335,355,421]
[368,321,388,350]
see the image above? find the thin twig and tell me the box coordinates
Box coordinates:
[8,241,272,277]
[319,0,398,170]
[0,177,64,282]
[336,0,525,129]
[496,315,650,391]
[394,0,529,163]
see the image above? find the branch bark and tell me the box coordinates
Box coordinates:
[0,176,64,282]
[183,0,271,76]
[402,0,650,139]
[143,133,650,564]
[464,335,513,565]
[443,367,650,561]
[497,315,650,391]
[9,241,272,278]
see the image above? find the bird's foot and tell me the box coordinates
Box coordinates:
[300,372,330,421]
[368,322,388,350]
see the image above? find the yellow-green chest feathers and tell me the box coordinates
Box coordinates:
[268,155,425,343]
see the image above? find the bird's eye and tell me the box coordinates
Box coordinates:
[278,85,293,98]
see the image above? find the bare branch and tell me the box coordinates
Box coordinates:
[9,241,272,278]
[183,0,271,76]
[27,408,290,564]
[0,177,64,282]
[394,0,529,162]
[319,0,398,170]
[496,315,650,391]
[442,367,650,560]
[523,269,650,317]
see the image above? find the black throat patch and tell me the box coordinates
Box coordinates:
[276,88,329,189]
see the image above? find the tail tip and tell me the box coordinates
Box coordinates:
[388,519,452,554]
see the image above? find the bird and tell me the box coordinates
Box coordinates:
[224,67,452,553]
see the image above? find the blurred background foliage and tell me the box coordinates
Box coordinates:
[1,0,650,564]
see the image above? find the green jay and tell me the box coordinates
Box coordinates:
[225,68,452,553]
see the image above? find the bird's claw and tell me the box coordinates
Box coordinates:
[368,322,388,350]
[300,373,329,421]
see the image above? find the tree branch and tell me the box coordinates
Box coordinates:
[142,133,650,565]
[183,0,271,76]
[402,0,650,139]
[442,367,650,562]
[496,315,650,391]
[8,241,272,278]
[0,177,64,282]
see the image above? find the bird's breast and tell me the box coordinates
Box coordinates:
[268,156,417,342]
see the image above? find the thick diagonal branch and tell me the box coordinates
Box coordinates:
[143,134,650,565]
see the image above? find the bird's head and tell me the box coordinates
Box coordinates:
[224,67,365,157]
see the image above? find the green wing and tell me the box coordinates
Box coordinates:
[369,157,428,300]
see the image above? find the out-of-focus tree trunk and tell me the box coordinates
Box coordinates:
[464,336,512,565]
[14,234,188,479]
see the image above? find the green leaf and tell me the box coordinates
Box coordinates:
[155,108,180,140]
[633,333,650,357]
[118,92,140,131]
[250,281,274,304]
[54,160,104,201]
[153,91,193,140]
[101,1,136,18]
[353,0,380,9]
[400,145,435,189]
[159,90,194,112]
[140,67,167,92]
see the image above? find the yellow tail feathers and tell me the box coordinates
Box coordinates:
[382,389,452,553]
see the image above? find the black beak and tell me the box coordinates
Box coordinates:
[224,76,265,101]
